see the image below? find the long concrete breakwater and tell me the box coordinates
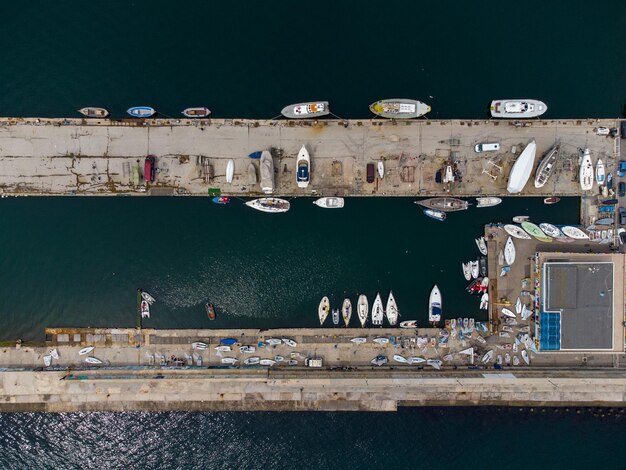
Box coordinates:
[0,117,620,197]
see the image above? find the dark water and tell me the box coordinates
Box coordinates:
[0,0,624,465]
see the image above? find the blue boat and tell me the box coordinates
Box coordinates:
[599,205,615,213]
[220,338,237,345]
[127,106,156,118]
[423,208,446,221]
[212,196,230,205]
[248,151,262,159]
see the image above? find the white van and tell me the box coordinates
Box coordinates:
[474,142,500,153]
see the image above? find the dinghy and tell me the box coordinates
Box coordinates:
[579,149,593,191]
[141,291,156,305]
[504,237,516,265]
[385,291,399,326]
[426,359,442,370]
[378,161,385,179]
[481,350,494,363]
[371,355,389,366]
[351,337,367,344]
[215,345,231,352]
[226,159,235,183]
[259,359,276,366]
[371,293,384,326]
[408,356,426,364]
[393,354,408,364]
[313,197,344,209]
[504,224,531,240]
[501,308,516,318]
[513,215,530,223]
[212,196,230,205]
[475,237,487,255]
[221,357,238,364]
[240,346,256,353]
[332,308,339,325]
[521,350,530,365]
[318,296,330,325]
[43,355,52,367]
[373,337,390,345]
[140,300,150,318]
[513,356,520,366]
[357,295,368,327]
[127,106,155,118]
[78,346,95,356]
[399,320,417,328]
[266,338,282,346]
[515,297,522,314]
[562,226,589,240]
[428,285,442,324]
[521,221,552,242]
[244,357,260,365]
[475,197,502,208]
[192,342,207,350]
[543,197,560,204]
[84,357,103,365]
[282,338,297,347]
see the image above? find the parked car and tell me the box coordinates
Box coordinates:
[618,160,626,177]
[619,207,626,225]
[619,182,626,198]
[144,155,156,182]
[474,142,500,153]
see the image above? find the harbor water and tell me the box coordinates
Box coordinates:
[1,0,625,466]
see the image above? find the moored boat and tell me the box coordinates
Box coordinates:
[415,197,468,212]
[182,107,211,118]
[318,296,330,325]
[385,291,399,326]
[399,320,417,328]
[369,98,431,119]
[260,151,274,193]
[504,224,531,240]
[141,291,155,304]
[78,107,109,118]
[539,223,566,239]
[512,215,530,223]
[206,303,216,320]
[521,221,552,242]
[534,144,560,188]
[357,294,368,327]
[371,293,384,326]
[471,261,479,279]
[475,197,502,208]
[313,197,344,209]
[127,106,155,118]
[543,197,560,204]
[504,237,516,265]
[332,308,340,326]
[140,300,150,318]
[423,208,446,221]
[507,140,537,193]
[281,101,329,119]
[462,262,472,281]
[84,357,103,365]
[212,196,230,205]
[490,99,547,118]
[342,298,352,327]
[428,285,442,324]
[245,198,290,213]
[296,145,311,188]
[579,149,593,191]
[476,237,487,255]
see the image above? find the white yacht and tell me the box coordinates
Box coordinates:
[385,291,399,326]
[313,197,344,209]
[245,198,290,213]
[357,295,368,327]
[371,293,384,326]
[296,145,310,188]
[428,285,442,324]
[507,140,537,194]
[490,99,547,118]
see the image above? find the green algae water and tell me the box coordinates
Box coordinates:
[0,0,625,466]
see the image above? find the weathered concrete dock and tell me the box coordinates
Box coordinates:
[0,117,619,196]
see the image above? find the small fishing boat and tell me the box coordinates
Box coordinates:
[240,346,256,353]
[521,350,530,365]
[476,237,487,255]
[221,357,238,364]
[378,161,385,179]
[543,197,560,204]
[78,107,109,118]
[373,337,389,345]
[475,197,502,208]
[490,99,547,118]
[466,278,482,293]
[399,320,417,328]
[479,292,489,310]
[245,198,290,213]
[351,337,367,344]
[141,291,155,304]
[428,285,442,324]
[266,338,282,346]
[282,338,297,347]
[274,355,284,362]
[313,197,344,209]
[513,217,530,225]
[281,101,329,119]
[385,291,399,326]
[393,355,408,364]
[462,262,472,281]
[248,151,262,159]
[260,151,274,193]
[507,140,537,194]
[534,144,561,188]
[501,308,516,319]
[192,342,207,350]
[140,300,150,318]
[415,197,468,212]
[332,308,340,326]
[369,99,431,119]
[504,236,516,265]
[341,298,352,327]
[595,217,615,226]
[226,159,235,183]
[521,221,552,242]
[212,196,230,204]
[539,223,566,239]
[318,296,330,325]
[504,224,531,239]
[579,149,593,191]
[371,355,389,366]
[408,356,426,364]
[296,145,310,188]
[260,359,276,366]
[423,208,446,221]
[371,293,384,326]
[481,350,494,364]
[426,359,442,370]
[84,357,103,365]
[206,303,216,320]
[602,199,618,205]
[182,107,211,118]
[127,106,155,118]
[78,346,95,356]
[221,338,237,346]
[596,158,606,185]
[215,345,231,352]
[244,357,260,365]
[357,294,368,327]
[561,226,589,240]
[471,261,479,279]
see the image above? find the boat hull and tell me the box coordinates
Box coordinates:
[369,99,431,119]
[579,149,593,191]
[490,99,547,118]
[281,101,329,119]
[245,198,290,213]
[78,107,109,118]
[260,151,274,193]
[534,145,560,188]
[182,107,211,118]
[507,140,537,193]
[415,197,468,212]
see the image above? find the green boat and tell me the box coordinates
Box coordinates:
[521,221,552,242]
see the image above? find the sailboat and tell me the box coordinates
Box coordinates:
[371,293,384,326]
[385,291,399,326]
[318,296,330,325]
[245,198,290,213]
[428,285,442,324]
[504,237,516,265]
[534,144,560,188]
[357,295,368,327]
[507,140,537,194]
[579,149,593,191]
[342,298,352,327]
[596,158,606,186]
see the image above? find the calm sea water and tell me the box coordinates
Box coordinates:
[0,0,624,465]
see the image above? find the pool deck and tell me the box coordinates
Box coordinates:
[0,117,619,197]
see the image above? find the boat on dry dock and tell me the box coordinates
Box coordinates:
[490,99,547,118]
[521,221,552,242]
[78,107,109,118]
[534,144,560,188]
[579,149,593,191]
[182,107,211,118]
[260,151,274,194]
[415,197,468,212]
[562,226,589,240]
[369,99,431,119]
[507,140,537,193]
[296,145,310,188]
[281,101,329,119]
[245,198,290,213]
[504,237,516,265]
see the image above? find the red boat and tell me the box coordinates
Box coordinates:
[182,107,211,118]
[206,303,216,320]
[543,197,560,204]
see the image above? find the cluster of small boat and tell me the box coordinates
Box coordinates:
[44,346,105,367]
[417,197,501,221]
[138,289,155,319]
[78,106,212,119]
[191,338,301,367]
[318,292,402,327]
[460,237,490,310]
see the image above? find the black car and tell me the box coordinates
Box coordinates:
[619,207,626,225]
[620,182,626,198]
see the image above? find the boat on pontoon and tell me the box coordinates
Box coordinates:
[504,237,516,265]
[490,99,547,118]
[313,197,344,209]
[423,208,446,221]
[260,151,274,193]
[281,101,329,119]
[127,106,156,118]
[400,320,417,328]
[562,226,589,240]
[78,346,95,356]
[369,99,431,119]
[579,149,593,191]
[475,197,502,208]
[521,221,552,242]
[357,294,368,327]
[296,145,310,188]
[182,107,211,118]
[507,140,537,193]
[342,298,352,327]
[371,293,384,326]
[78,107,109,118]
[504,224,531,240]
[140,300,150,318]
[385,291,399,326]
[475,237,487,255]
[428,285,442,324]
[245,198,290,213]
[534,144,560,188]
[318,296,330,325]
[415,197,468,212]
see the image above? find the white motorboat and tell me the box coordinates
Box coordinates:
[260,151,275,193]
[579,149,593,191]
[504,224,531,240]
[78,346,94,356]
[427,359,442,370]
[378,161,385,179]
[266,338,282,346]
[507,140,537,193]
[534,144,560,188]
[393,354,408,364]
[342,298,352,327]
[471,261,479,279]
[385,291,399,326]
[140,300,150,318]
[429,285,442,324]
[369,98,431,119]
[408,356,426,364]
[512,215,530,223]
[351,337,367,344]
[313,197,344,209]
[281,101,329,119]
[296,145,311,188]
[399,320,417,328]
[332,308,340,325]
[515,297,522,314]
[501,308,516,318]
[521,350,530,365]
[596,158,606,186]
[259,359,276,366]
[244,357,260,365]
[562,226,589,240]
[371,293,384,326]
[373,337,389,345]
[141,291,155,305]
[490,99,547,118]
[318,296,330,325]
[226,159,235,184]
[78,107,109,118]
[481,350,494,363]
[539,223,566,239]
[192,342,208,350]
[215,345,231,352]
[221,357,238,364]
[475,197,502,208]
[479,292,489,310]
[504,237,516,265]
[282,338,297,347]
[240,346,256,353]
[475,237,487,255]
[43,355,52,367]
[84,357,103,365]
[462,262,472,281]
[245,198,290,213]
[357,294,368,327]
[423,209,446,222]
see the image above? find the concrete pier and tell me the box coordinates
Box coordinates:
[0,117,619,196]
